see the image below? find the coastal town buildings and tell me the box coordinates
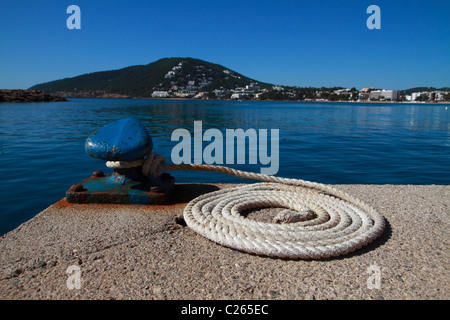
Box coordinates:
[149,60,449,103]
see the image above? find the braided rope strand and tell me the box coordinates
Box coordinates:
[106,153,386,259]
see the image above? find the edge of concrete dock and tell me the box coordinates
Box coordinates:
[0,184,448,300]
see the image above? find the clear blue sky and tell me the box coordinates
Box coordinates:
[1,0,449,90]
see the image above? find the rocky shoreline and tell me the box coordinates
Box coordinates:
[0,89,67,102]
[54,90,130,99]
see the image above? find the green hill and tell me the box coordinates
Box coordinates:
[29,57,271,98]
[29,57,448,100]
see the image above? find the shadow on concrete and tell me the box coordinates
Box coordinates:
[217,217,393,262]
[335,217,392,261]
[280,217,393,262]
[167,183,220,204]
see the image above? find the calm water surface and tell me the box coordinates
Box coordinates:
[0,99,449,235]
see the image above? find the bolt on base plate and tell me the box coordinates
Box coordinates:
[66,170,175,205]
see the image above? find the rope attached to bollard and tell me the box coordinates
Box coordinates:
[106,153,385,259]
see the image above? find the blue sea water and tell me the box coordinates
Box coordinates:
[0,99,449,235]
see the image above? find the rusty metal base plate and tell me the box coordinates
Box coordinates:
[66,173,173,205]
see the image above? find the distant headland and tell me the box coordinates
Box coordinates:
[28,57,450,103]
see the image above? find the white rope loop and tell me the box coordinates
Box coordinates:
[106,152,386,259]
[106,152,166,176]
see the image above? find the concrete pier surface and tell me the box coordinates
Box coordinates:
[0,184,448,300]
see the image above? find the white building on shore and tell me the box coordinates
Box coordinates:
[230,93,247,99]
[369,89,400,101]
[152,91,169,98]
[411,90,449,101]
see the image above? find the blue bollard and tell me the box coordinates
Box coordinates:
[66,118,175,205]
[85,118,153,161]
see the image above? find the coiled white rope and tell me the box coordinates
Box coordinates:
[107,153,385,259]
